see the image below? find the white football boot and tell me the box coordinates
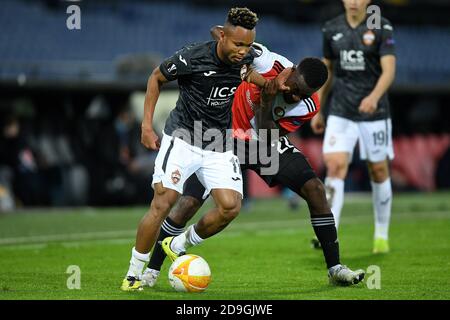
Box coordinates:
[141,269,160,287]
[328,264,365,286]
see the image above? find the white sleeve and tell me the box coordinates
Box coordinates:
[251,42,293,74]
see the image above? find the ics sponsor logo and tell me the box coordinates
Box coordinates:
[340,50,365,71]
[206,86,237,107]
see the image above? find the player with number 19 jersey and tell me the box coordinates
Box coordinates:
[322,14,395,122]
[320,13,396,163]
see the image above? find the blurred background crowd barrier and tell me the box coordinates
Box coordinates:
[0,0,449,209]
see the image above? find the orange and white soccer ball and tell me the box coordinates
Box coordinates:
[168,254,211,293]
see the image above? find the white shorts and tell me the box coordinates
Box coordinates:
[323,115,394,163]
[152,133,243,197]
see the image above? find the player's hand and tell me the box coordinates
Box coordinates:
[263,67,292,97]
[141,125,160,150]
[359,95,378,114]
[273,67,292,93]
[275,67,292,92]
[310,113,325,134]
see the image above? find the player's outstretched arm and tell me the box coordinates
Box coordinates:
[254,83,278,142]
[311,58,333,134]
[359,55,396,114]
[317,58,333,108]
[310,113,325,135]
[246,68,291,95]
[141,67,169,150]
[255,67,294,139]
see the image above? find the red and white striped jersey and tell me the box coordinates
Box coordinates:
[232,43,320,140]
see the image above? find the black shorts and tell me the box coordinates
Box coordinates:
[183,136,317,202]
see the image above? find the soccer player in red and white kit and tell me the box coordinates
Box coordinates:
[142,38,366,287]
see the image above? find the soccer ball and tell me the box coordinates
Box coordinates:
[168,254,211,293]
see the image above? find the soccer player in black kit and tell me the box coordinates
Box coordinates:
[311,0,396,254]
[121,7,288,291]
[140,38,366,287]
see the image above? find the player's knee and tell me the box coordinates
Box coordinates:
[140,198,173,228]
[302,178,330,214]
[169,196,202,225]
[325,157,347,178]
[217,198,241,223]
[150,198,172,217]
[308,179,327,196]
[368,162,389,183]
[150,187,177,216]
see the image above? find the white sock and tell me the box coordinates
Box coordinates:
[171,224,204,253]
[185,224,204,247]
[170,232,188,254]
[325,177,345,229]
[372,178,392,240]
[126,247,150,278]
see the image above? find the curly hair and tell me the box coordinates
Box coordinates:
[298,57,328,89]
[226,7,258,30]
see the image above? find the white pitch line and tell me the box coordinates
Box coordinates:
[0,210,448,247]
[0,230,136,245]
[0,219,306,246]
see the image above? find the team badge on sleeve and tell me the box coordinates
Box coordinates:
[167,62,177,76]
[385,38,395,46]
[274,106,285,118]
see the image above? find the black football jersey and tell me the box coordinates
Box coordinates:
[322,14,396,121]
[160,41,254,150]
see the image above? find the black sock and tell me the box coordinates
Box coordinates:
[311,214,340,269]
[147,217,185,271]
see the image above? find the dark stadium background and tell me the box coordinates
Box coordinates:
[1,0,449,209]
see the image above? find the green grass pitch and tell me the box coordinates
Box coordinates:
[0,192,449,300]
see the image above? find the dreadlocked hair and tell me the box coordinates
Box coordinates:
[226,7,258,30]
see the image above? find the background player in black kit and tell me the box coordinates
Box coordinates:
[311,0,396,254]
[121,7,287,291]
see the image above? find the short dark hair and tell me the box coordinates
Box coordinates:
[226,7,258,30]
[297,57,328,89]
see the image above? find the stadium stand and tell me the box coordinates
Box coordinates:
[0,0,449,86]
[1,0,449,206]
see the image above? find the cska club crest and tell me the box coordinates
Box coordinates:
[171,169,181,185]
